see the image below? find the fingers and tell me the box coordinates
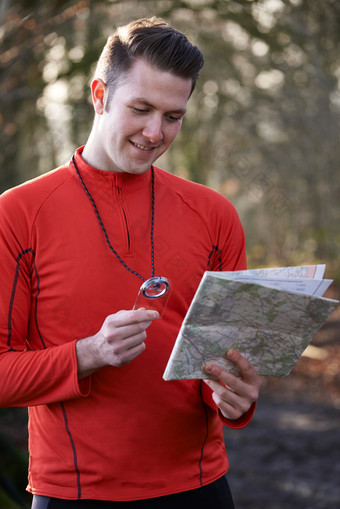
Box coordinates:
[108,308,159,329]
[107,332,147,367]
[98,309,159,367]
[103,309,158,340]
[204,378,252,420]
[204,350,262,420]
[77,309,159,377]
[206,350,260,392]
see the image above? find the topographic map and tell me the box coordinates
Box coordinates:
[163,267,339,380]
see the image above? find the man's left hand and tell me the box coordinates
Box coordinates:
[204,350,262,420]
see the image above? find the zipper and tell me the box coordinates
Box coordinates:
[115,184,131,254]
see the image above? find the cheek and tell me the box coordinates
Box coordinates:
[119,115,145,137]
[166,124,182,144]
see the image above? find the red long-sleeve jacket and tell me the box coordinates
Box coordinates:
[0,147,253,501]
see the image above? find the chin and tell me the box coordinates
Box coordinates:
[133,167,151,175]
[131,161,155,174]
[122,166,150,175]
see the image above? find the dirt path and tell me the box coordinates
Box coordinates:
[225,394,340,508]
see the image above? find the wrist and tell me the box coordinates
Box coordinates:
[76,335,103,379]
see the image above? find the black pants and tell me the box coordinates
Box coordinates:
[31,476,235,509]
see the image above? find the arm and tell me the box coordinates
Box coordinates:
[0,188,158,406]
[207,193,247,273]
[0,343,90,407]
[0,307,158,407]
[0,194,80,407]
[203,194,261,424]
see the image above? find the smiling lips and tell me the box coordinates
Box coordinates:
[131,141,159,151]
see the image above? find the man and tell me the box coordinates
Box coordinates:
[0,17,261,508]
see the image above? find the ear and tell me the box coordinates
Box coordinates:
[91,78,107,115]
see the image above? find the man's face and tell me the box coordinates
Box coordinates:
[86,58,193,174]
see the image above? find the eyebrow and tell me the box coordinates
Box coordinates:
[130,97,187,115]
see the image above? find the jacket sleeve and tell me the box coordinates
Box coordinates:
[207,193,247,273]
[0,190,90,407]
[203,193,256,427]
[0,344,91,407]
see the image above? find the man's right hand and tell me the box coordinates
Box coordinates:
[76,309,159,379]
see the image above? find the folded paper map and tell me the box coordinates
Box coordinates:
[163,265,339,379]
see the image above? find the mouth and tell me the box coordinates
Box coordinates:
[130,141,157,152]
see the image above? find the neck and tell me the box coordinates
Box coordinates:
[82,132,103,171]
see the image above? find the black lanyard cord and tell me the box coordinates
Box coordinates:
[72,156,156,282]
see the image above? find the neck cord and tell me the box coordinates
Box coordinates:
[71,156,155,282]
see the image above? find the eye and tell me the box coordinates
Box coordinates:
[166,114,183,123]
[132,107,148,115]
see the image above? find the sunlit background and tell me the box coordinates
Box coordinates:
[1,0,340,283]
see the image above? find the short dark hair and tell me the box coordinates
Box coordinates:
[95,17,204,106]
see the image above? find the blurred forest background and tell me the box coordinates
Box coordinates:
[0,0,339,508]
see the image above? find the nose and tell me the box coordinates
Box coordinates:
[142,116,163,144]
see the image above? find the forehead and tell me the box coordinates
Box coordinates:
[112,58,193,110]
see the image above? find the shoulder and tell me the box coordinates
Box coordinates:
[154,166,240,217]
[0,165,71,215]
[1,165,70,201]
[0,165,73,239]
